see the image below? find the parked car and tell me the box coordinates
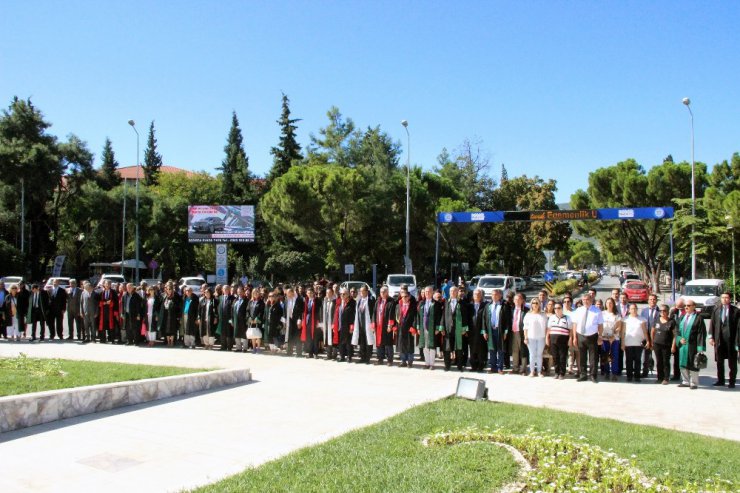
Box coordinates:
[514,277,527,291]
[44,277,71,290]
[476,275,516,300]
[192,216,226,234]
[141,278,162,287]
[622,281,651,303]
[96,273,126,289]
[620,273,641,289]
[386,274,418,298]
[339,281,376,301]
[179,276,207,296]
[681,279,726,314]
[1,276,23,289]
[529,274,545,287]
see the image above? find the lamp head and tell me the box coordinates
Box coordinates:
[128,120,135,126]
[401,120,408,127]
[682,98,691,106]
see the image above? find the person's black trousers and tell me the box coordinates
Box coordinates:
[552,334,570,376]
[653,343,671,382]
[577,333,599,379]
[625,346,643,380]
[717,350,738,385]
[54,312,64,339]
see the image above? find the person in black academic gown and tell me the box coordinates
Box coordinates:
[467,288,489,372]
[395,285,418,368]
[373,286,396,366]
[336,288,356,362]
[265,290,284,353]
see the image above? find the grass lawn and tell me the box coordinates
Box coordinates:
[195,398,740,493]
[0,354,207,396]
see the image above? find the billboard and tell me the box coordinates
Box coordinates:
[188,205,255,243]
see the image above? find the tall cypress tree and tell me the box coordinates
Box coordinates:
[500,163,509,183]
[219,111,253,203]
[268,93,302,184]
[98,137,121,190]
[143,120,162,186]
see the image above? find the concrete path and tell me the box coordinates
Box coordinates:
[1,330,738,492]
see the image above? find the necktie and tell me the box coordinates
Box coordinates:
[34,293,38,307]
[514,308,520,332]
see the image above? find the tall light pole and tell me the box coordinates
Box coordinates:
[682,97,696,280]
[20,177,24,254]
[128,120,141,283]
[401,120,410,274]
[727,214,736,303]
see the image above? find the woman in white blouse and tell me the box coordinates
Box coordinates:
[621,303,649,382]
[601,297,622,381]
[524,298,548,377]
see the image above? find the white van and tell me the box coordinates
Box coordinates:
[681,279,726,314]
[476,275,516,300]
[386,274,418,299]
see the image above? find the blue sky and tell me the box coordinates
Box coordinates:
[2,1,738,203]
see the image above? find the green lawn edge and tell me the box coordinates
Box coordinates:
[0,355,212,396]
[194,397,740,493]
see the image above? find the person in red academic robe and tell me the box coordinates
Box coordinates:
[97,280,118,343]
[372,286,396,366]
[301,287,323,358]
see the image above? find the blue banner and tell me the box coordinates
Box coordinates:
[437,207,673,223]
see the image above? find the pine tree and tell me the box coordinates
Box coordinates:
[268,93,302,184]
[500,162,509,183]
[219,112,253,203]
[143,121,163,186]
[98,137,121,190]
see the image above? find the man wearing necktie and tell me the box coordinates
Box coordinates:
[708,292,739,388]
[48,278,67,340]
[639,294,659,378]
[484,289,509,374]
[418,286,443,370]
[443,286,468,372]
[29,284,49,341]
[66,279,84,341]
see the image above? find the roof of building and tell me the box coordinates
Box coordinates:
[118,165,195,179]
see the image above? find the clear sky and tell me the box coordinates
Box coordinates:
[2,0,738,204]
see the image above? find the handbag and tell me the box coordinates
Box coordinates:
[247,325,262,339]
[694,352,708,369]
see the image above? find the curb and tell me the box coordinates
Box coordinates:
[0,368,251,433]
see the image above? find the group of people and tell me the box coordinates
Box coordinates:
[1,277,738,390]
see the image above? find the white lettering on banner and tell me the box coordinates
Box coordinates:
[618,209,634,218]
[471,212,485,221]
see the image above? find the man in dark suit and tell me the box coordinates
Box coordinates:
[48,278,67,340]
[640,294,659,378]
[16,281,30,338]
[66,279,84,340]
[708,292,739,388]
[218,284,235,351]
[121,283,143,345]
[29,284,49,341]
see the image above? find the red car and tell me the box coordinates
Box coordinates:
[623,281,651,303]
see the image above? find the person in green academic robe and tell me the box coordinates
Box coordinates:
[417,286,444,370]
[672,299,707,389]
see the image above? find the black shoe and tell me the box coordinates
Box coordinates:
[712,381,725,387]
[66,336,73,341]
[577,376,587,382]
[729,383,736,389]
[634,378,641,383]
[627,376,633,382]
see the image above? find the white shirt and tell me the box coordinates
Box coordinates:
[573,305,603,336]
[523,312,547,339]
[623,316,646,347]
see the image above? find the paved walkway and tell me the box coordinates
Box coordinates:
[1,335,738,492]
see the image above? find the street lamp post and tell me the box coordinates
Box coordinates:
[682,97,696,280]
[128,120,141,283]
[401,120,410,274]
[727,214,736,303]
